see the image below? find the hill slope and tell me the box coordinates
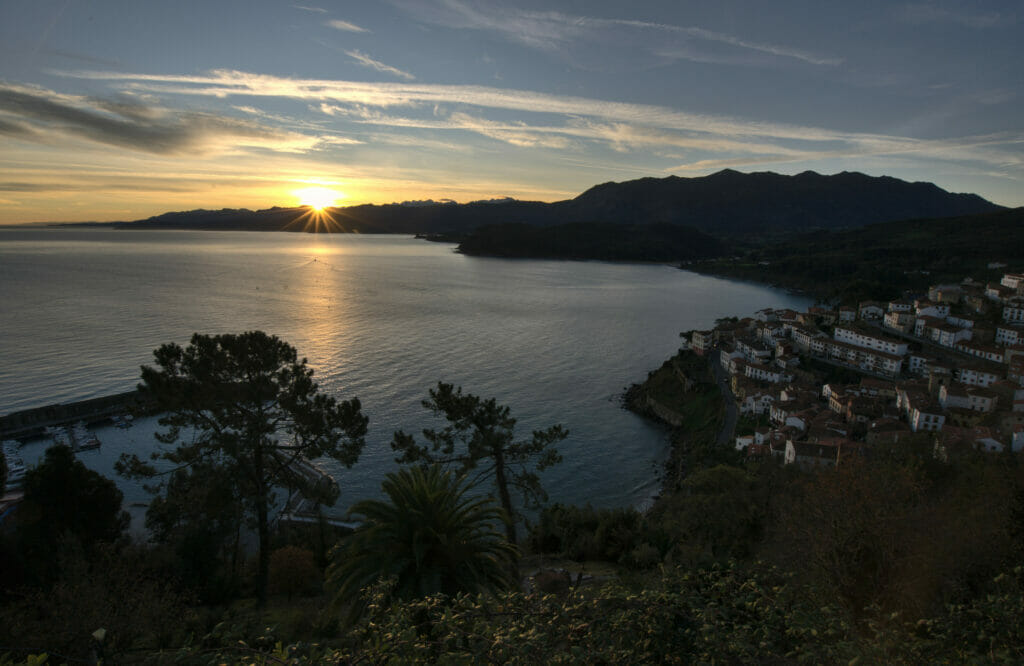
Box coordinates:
[561,169,1001,236]
[692,206,1024,299]
[103,170,1003,237]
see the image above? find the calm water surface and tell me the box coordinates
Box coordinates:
[0,228,809,517]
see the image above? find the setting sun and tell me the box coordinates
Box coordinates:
[294,186,343,211]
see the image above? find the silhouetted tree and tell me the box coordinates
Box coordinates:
[16,445,128,579]
[144,461,247,602]
[118,331,368,604]
[328,465,517,622]
[391,382,566,543]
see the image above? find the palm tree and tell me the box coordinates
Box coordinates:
[328,464,518,620]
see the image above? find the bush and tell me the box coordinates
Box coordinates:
[526,504,654,566]
[269,546,321,600]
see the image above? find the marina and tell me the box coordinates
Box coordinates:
[2,439,27,490]
[0,389,151,441]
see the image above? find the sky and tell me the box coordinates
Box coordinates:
[0,0,1022,224]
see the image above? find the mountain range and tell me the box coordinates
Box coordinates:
[101,169,1004,238]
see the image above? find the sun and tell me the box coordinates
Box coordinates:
[294,186,343,211]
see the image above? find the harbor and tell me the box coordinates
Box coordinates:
[1,393,365,532]
[0,389,153,441]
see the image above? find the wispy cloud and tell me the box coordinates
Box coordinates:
[0,82,326,155]
[581,17,843,66]
[897,3,1012,28]
[66,69,878,144]
[294,4,327,13]
[327,19,369,33]
[395,1,840,67]
[51,69,1024,177]
[345,50,416,80]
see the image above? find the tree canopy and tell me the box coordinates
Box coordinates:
[118,331,368,603]
[18,445,128,551]
[12,444,128,586]
[390,382,566,543]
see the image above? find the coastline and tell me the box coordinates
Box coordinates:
[623,350,728,495]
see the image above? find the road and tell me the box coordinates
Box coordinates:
[711,350,738,446]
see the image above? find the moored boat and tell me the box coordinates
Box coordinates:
[73,421,101,450]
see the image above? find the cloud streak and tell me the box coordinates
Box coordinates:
[55,68,1024,178]
[396,1,840,66]
[327,19,369,33]
[0,83,327,155]
[67,68,917,149]
[345,50,416,80]
[897,3,1012,28]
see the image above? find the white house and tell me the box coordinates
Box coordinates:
[859,301,885,320]
[938,384,997,413]
[1004,303,1024,324]
[888,300,913,313]
[995,326,1022,346]
[955,365,1002,388]
[791,327,819,353]
[884,311,916,334]
[955,341,1004,364]
[1001,273,1024,291]
[735,337,773,363]
[691,330,714,356]
[907,353,933,376]
[740,392,775,415]
[914,315,943,337]
[743,362,787,384]
[758,323,786,345]
[833,326,908,356]
[915,300,951,318]
[910,404,946,432]
[988,283,1017,302]
[934,323,973,348]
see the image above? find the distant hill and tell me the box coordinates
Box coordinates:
[692,206,1024,300]
[101,170,1003,238]
[558,169,1002,236]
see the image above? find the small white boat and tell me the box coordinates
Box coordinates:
[5,460,27,488]
[1,439,20,457]
[2,442,27,489]
[73,422,101,450]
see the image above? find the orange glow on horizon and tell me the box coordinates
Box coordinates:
[293,186,344,211]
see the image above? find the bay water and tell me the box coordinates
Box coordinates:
[0,228,809,520]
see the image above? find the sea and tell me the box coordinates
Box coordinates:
[0,228,810,522]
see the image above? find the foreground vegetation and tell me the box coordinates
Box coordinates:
[3,336,1024,663]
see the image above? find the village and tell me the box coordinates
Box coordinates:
[686,271,1024,468]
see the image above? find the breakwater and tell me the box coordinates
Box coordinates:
[0,390,153,440]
